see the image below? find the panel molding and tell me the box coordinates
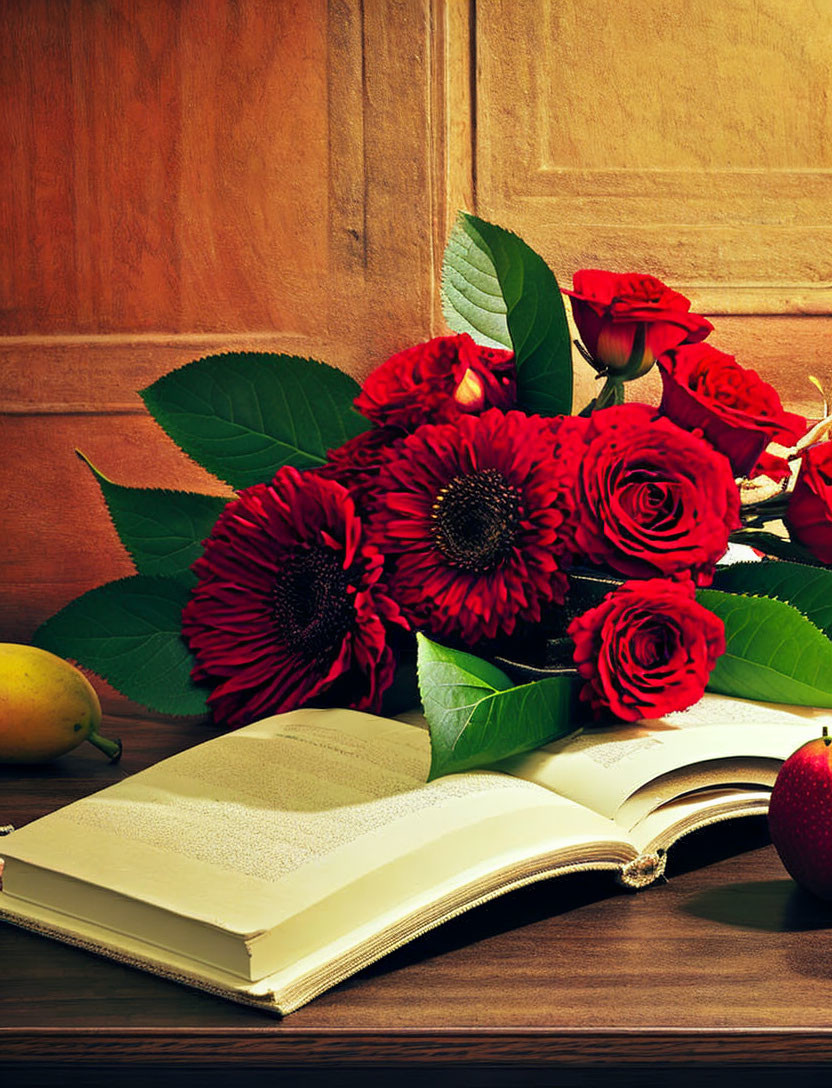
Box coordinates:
[470,0,832,318]
[327,0,369,274]
[0,333,368,415]
[0,0,443,638]
[428,0,476,332]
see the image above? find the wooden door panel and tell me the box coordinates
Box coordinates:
[3,0,831,647]
[0,0,440,641]
[1,0,331,335]
[473,0,832,408]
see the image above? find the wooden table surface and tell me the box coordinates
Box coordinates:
[3,709,832,1086]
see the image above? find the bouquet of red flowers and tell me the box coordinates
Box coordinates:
[36,215,832,778]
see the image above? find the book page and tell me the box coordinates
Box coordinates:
[497,693,829,821]
[616,757,778,827]
[628,787,771,855]
[1,707,633,979]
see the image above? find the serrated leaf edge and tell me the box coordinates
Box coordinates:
[713,562,832,635]
[76,450,226,580]
[138,351,367,489]
[32,575,209,718]
[699,588,828,637]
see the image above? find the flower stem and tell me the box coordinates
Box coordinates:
[741,495,791,525]
[593,375,625,412]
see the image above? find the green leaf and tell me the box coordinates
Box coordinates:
[441,213,573,416]
[78,452,227,584]
[140,352,371,489]
[417,634,576,779]
[713,560,832,640]
[697,588,832,707]
[33,576,208,716]
[441,221,511,350]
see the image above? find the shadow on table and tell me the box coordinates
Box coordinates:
[354,815,782,983]
[664,813,772,877]
[674,816,832,934]
[354,866,622,980]
[681,879,832,932]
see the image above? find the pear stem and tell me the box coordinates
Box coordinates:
[86,729,123,763]
[823,725,830,747]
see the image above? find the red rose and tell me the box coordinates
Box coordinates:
[659,343,806,478]
[563,270,713,379]
[568,578,725,721]
[574,405,741,583]
[752,450,794,484]
[354,332,516,431]
[786,442,832,563]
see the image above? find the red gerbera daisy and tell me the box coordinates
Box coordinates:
[182,468,407,726]
[368,409,577,643]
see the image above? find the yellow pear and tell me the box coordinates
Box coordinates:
[0,644,121,763]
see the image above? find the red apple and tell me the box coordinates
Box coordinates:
[768,727,832,900]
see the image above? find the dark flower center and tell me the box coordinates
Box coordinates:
[273,546,354,654]
[623,471,680,528]
[431,469,521,572]
[631,622,676,669]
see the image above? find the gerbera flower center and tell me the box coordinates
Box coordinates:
[431,469,521,572]
[273,546,354,653]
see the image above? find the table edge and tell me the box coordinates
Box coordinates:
[4,1027,832,1065]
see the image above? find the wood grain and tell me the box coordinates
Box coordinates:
[0,0,330,334]
[428,0,475,331]
[0,0,440,352]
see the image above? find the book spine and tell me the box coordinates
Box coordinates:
[617,851,666,889]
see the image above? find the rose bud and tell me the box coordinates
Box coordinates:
[453,366,486,410]
[786,441,832,563]
[563,270,713,380]
[568,578,725,722]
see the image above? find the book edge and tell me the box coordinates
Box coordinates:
[0,896,285,1014]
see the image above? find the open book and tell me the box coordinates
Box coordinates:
[0,693,828,1015]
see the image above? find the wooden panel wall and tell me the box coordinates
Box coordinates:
[2,0,830,649]
[473,0,832,413]
[0,0,443,644]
